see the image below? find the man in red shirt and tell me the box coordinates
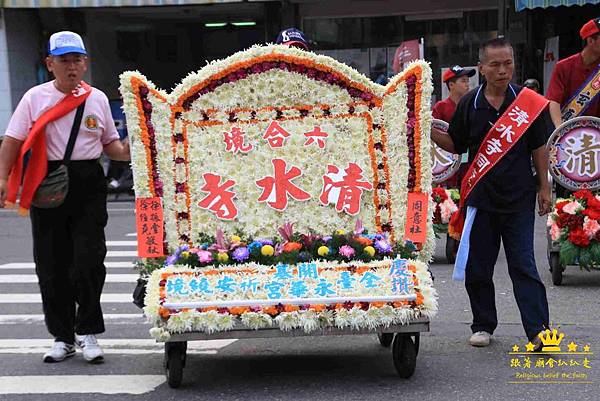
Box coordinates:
[432,65,475,122]
[546,18,600,127]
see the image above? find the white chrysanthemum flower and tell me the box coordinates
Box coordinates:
[299,310,320,333]
[241,312,273,330]
[334,308,351,329]
[275,312,301,331]
[217,313,237,331]
[347,307,367,330]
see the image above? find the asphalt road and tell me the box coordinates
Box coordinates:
[0,201,598,400]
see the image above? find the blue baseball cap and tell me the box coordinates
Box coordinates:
[276,28,309,50]
[48,31,87,56]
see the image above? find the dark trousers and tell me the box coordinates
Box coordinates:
[465,207,549,340]
[30,160,108,344]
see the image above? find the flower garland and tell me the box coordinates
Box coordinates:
[547,189,600,270]
[144,257,437,340]
[431,187,459,237]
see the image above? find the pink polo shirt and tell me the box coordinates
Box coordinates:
[5,81,120,161]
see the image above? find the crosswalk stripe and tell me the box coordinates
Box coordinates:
[0,339,237,355]
[0,262,135,270]
[0,375,165,395]
[0,314,144,324]
[105,241,138,246]
[107,250,138,257]
[0,293,132,303]
[0,274,139,284]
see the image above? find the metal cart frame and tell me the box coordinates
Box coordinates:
[160,316,430,388]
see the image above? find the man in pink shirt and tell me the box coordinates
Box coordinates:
[0,31,130,364]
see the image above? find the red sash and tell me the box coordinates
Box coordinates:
[448,87,549,240]
[6,82,92,214]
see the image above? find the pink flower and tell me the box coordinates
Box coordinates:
[562,201,582,215]
[338,245,355,259]
[197,250,213,264]
[547,215,555,227]
[440,199,458,224]
[550,224,561,241]
[583,217,600,239]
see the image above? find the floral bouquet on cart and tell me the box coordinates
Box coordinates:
[431,187,459,238]
[548,189,600,270]
[120,45,438,340]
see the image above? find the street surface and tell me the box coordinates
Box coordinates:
[0,201,598,400]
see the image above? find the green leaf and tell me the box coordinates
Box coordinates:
[559,240,579,267]
[589,242,600,264]
[578,248,593,271]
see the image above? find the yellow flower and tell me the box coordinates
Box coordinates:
[318,246,329,256]
[364,246,375,257]
[335,229,346,235]
[261,245,275,256]
[231,235,241,243]
[181,251,190,258]
[217,252,229,262]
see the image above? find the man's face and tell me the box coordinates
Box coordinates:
[449,75,470,97]
[479,46,514,88]
[588,35,600,53]
[46,53,87,87]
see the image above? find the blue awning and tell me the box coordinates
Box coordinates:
[516,0,600,11]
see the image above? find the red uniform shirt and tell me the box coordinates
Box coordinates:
[546,52,600,117]
[432,97,456,122]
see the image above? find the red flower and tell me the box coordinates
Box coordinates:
[432,187,448,203]
[583,208,600,220]
[574,189,594,202]
[554,200,570,214]
[557,214,584,230]
[568,228,590,247]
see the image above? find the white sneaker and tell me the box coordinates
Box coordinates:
[469,331,492,347]
[43,341,76,363]
[75,334,104,363]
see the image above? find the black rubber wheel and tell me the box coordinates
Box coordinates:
[445,235,459,264]
[378,333,394,347]
[549,252,564,286]
[165,342,186,388]
[392,334,417,378]
[413,333,420,356]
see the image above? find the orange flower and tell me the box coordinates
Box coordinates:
[262,306,278,316]
[370,302,385,308]
[283,242,302,253]
[355,236,372,246]
[284,304,300,312]
[159,307,171,318]
[309,304,326,312]
[415,292,424,305]
[229,306,249,315]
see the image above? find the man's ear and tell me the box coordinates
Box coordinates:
[45,56,53,72]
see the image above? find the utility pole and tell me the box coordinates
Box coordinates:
[498,0,507,38]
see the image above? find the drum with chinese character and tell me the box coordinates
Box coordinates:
[547,116,600,191]
[431,119,461,184]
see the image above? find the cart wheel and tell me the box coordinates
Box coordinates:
[165,342,186,388]
[445,234,458,264]
[378,333,394,347]
[392,334,417,378]
[549,252,564,286]
[413,333,420,356]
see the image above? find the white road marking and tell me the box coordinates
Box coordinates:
[0,274,138,284]
[0,262,135,270]
[126,232,137,237]
[0,314,145,324]
[0,375,165,395]
[105,241,138,246]
[0,339,237,355]
[107,250,138,257]
[0,293,132,303]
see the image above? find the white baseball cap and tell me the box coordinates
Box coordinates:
[48,31,87,56]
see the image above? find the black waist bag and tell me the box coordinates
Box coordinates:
[32,101,86,209]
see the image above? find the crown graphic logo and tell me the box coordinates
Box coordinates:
[538,329,564,352]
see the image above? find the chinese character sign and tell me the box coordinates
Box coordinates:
[404,192,428,244]
[120,46,435,252]
[548,117,600,191]
[161,259,416,304]
[135,197,164,257]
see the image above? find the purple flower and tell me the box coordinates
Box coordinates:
[374,239,392,254]
[165,255,177,266]
[339,245,356,259]
[256,238,274,246]
[232,247,250,262]
[323,236,332,243]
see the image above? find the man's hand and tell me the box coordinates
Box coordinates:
[537,184,552,216]
[104,138,131,161]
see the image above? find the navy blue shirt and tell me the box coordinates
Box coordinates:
[448,83,553,213]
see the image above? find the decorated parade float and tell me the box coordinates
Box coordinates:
[546,116,600,285]
[120,45,438,387]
